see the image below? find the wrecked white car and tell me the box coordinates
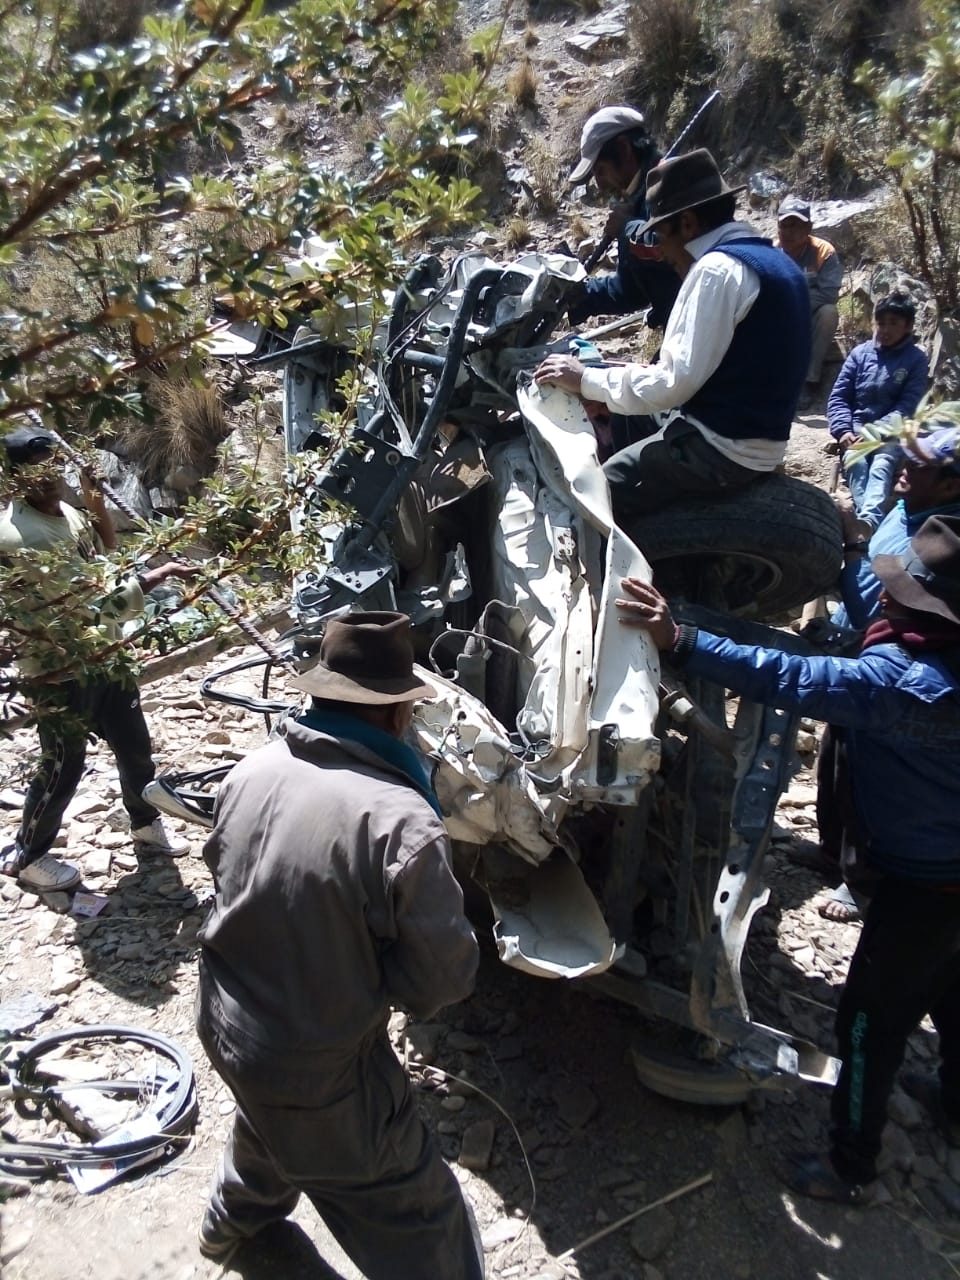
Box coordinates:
[157,249,844,1102]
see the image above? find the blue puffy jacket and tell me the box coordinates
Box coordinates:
[827,337,928,441]
[678,630,960,884]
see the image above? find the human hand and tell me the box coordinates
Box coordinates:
[616,577,678,651]
[832,493,862,542]
[79,465,105,504]
[601,201,632,243]
[534,354,586,395]
[138,561,200,591]
[837,432,858,452]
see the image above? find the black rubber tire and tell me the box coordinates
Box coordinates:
[631,1040,754,1106]
[626,474,842,617]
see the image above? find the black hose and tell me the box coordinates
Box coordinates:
[0,1025,197,1179]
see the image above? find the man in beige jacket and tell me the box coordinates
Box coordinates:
[196,611,482,1278]
[0,427,193,893]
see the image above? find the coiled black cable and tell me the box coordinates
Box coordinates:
[0,1025,197,1179]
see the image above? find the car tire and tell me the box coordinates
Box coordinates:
[630,1040,755,1106]
[625,474,842,617]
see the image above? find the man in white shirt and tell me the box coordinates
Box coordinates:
[535,149,810,521]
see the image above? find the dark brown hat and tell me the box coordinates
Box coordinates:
[290,611,436,705]
[873,514,960,625]
[634,148,746,237]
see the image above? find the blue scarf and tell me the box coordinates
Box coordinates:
[298,708,443,818]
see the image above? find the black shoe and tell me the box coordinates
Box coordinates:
[900,1071,960,1147]
[198,1209,242,1262]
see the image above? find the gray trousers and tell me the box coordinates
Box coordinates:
[809,303,839,383]
[198,1012,484,1280]
[602,415,762,522]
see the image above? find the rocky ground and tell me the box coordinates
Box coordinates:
[2,413,959,1280]
[0,4,951,1278]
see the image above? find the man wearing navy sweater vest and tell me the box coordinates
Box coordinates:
[535,149,809,521]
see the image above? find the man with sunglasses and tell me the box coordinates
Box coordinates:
[536,149,809,522]
[0,428,195,894]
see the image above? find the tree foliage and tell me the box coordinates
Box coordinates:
[856,0,960,317]
[0,0,493,715]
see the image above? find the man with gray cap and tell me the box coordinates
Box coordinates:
[777,194,842,406]
[564,104,680,328]
[537,149,809,520]
[196,611,482,1277]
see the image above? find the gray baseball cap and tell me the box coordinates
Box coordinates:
[569,105,646,184]
[777,194,812,223]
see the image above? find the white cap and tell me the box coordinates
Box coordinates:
[569,105,646,184]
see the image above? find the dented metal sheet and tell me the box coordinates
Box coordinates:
[517,382,661,796]
[485,849,623,978]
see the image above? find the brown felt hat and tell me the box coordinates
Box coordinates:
[634,148,746,237]
[873,514,960,625]
[290,611,436,705]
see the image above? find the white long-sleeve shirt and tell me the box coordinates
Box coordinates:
[579,221,786,471]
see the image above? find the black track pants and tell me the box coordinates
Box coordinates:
[16,679,158,864]
[831,877,960,1182]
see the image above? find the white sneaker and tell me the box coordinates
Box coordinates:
[131,818,191,857]
[18,854,82,893]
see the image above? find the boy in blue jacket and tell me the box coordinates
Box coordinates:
[617,514,960,1204]
[829,291,929,534]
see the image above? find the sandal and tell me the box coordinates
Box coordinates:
[818,883,861,923]
[781,1151,871,1205]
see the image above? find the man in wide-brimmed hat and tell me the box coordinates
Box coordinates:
[564,104,680,329]
[195,612,482,1278]
[536,148,810,521]
[616,512,960,1207]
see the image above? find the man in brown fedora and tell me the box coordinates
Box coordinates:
[536,148,810,522]
[615,512,960,1206]
[195,611,482,1277]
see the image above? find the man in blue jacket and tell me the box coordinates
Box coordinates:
[829,291,929,534]
[536,149,810,520]
[616,514,960,1204]
[565,105,680,330]
[809,426,960,921]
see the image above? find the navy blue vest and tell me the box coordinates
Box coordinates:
[684,238,810,441]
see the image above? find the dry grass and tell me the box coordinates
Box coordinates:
[507,58,538,110]
[124,377,230,485]
[526,139,560,215]
[568,212,589,244]
[65,0,148,50]
[505,217,531,250]
[626,0,710,123]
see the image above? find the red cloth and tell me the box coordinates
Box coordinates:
[862,615,960,653]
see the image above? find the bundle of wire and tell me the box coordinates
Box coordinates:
[0,1025,197,1180]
